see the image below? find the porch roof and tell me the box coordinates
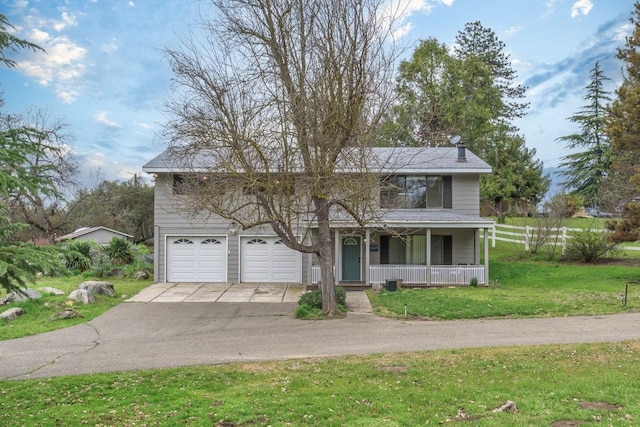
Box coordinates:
[328,209,495,229]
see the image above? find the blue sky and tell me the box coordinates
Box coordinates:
[0,0,634,188]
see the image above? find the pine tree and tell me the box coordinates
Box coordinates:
[604,2,640,241]
[556,61,612,208]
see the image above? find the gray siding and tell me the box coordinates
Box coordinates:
[451,174,481,216]
[153,173,309,283]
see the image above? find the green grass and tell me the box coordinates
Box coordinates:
[1,341,639,426]
[0,276,152,340]
[369,240,640,320]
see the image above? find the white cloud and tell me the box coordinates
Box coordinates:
[17,37,86,86]
[571,0,593,18]
[439,0,454,6]
[94,112,123,128]
[52,11,78,31]
[505,25,523,37]
[101,42,118,53]
[30,28,50,43]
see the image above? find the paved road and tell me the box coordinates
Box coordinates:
[2,301,640,380]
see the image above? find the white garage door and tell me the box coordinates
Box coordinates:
[241,237,301,283]
[167,236,227,282]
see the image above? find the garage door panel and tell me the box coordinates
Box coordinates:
[241,237,301,283]
[167,236,227,282]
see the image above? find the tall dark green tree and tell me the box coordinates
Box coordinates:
[454,21,528,124]
[556,61,612,208]
[605,2,640,241]
[0,16,64,293]
[386,22,547,214]
[0,14,43,68]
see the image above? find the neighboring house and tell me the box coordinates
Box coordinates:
[55,227,134,245]
[142,145,494,286]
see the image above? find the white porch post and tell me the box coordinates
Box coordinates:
[474,228,480,264]
[334,229,340,286]
[484,227,489,285]
[426,228,432,286]
[365,229,370,286]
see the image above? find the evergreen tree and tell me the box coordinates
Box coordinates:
[556,61,612,207]
[605,2,640,241]
[0,16,64,293]
[454,21,529,123]
[385,22,547,214]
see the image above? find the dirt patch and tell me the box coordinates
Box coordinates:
[551,421,583,427]
[580,401,621,411]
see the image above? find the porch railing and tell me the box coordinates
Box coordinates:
[430,265,486,286]
[311,264,486,286]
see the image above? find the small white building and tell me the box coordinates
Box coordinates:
[55,227,134,245]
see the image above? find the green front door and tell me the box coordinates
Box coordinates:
[342,237,361,281]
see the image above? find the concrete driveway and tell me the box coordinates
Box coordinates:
[3,286,640,380]
[127,282,306,303]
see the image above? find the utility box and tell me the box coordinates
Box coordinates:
[385,279,397,291]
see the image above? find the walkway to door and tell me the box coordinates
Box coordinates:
[127,282,305,303]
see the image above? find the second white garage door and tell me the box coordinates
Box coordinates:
[241,236,302,283]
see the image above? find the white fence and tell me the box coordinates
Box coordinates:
[489,224,640,252]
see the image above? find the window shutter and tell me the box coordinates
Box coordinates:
[443,236,453,265]
[443,176,452,209]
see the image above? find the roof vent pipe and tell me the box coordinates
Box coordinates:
[457,142,467,162]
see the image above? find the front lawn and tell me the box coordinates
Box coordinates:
[0,276,152,340]
[1,341,639,426]
[369,240,640,320]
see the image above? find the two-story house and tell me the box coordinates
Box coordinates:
[142,145,494,287]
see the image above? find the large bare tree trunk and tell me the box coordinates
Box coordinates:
[314,197,339,315]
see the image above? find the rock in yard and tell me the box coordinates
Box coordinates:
[0,307,25,321]
[49,308,82,321]
[492,400,518,413]
[39,286,65,296]
[371,283,383,293]
[0,289,42,305]
[135,270,149,280]
[78,281,115,297]
[68,289,96,304]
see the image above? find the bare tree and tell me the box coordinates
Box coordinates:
[1,108,78,243]
[163,0,400,315]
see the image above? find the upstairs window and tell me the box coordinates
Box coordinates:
[381,175,444,209]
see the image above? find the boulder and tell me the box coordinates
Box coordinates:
[0,307,25,321]
[78,281,115,297]
[68,289,96,304]
[135,271,149,280]
[49,308,81,321]
[371,283,384,293]
[39,286,65,296]
[0,289,42,305]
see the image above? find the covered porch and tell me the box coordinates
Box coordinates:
[310,212,494,287]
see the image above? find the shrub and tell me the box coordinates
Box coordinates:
[62,240,94,271]
[469,277,478,287]
[564,230,619,263]
[104,237,134,265]
[298,286,346,309]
